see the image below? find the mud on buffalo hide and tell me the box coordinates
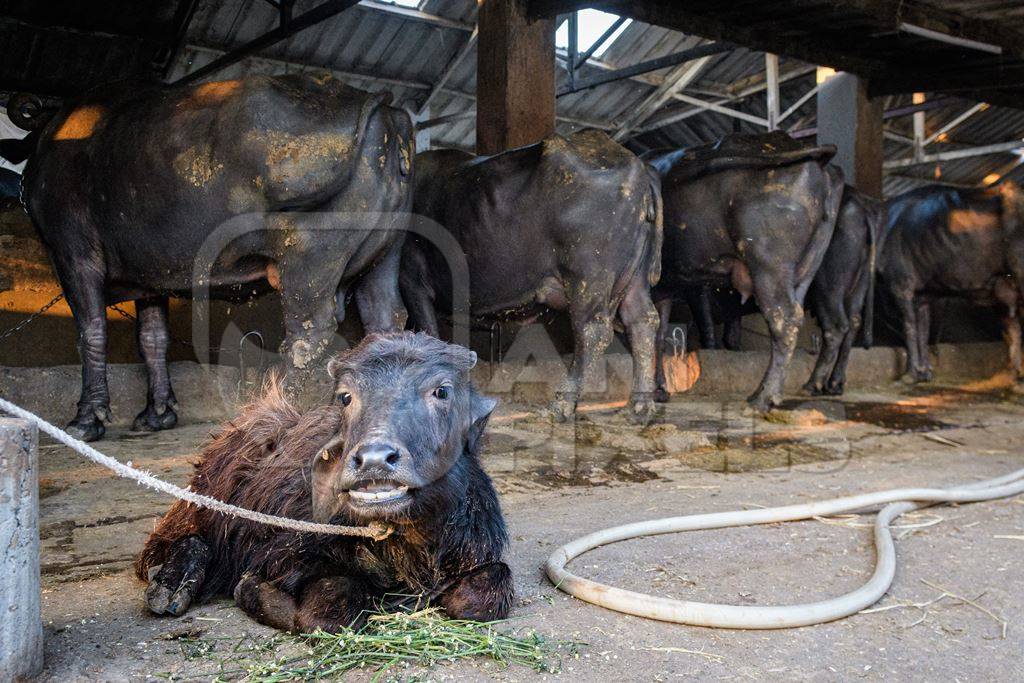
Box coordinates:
[136,332,512,631]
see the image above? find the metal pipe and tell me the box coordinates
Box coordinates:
[898,22,1003,55]
[174,0,361,85]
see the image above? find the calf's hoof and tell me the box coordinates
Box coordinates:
[132,403,178,432]
[653,386,671,403]
[66,414,106,442]
[146,536,211,617]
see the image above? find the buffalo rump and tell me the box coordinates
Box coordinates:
[879,182,1024,384]
[19,74,413,441]
[400,130,663,421]
[649,132,843,410]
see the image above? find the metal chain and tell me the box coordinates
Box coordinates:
[0,292,64,342]
[108,302,233,355]
[0,294,234,355]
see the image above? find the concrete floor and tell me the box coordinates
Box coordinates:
[32,379,1024,681]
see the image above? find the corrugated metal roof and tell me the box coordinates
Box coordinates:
[15,0,1020,196]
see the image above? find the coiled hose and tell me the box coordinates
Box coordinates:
[545,467,1024,629]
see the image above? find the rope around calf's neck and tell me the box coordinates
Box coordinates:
[0,397,393,541]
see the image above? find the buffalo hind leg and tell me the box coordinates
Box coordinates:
[684,286,718,349]
[747,273,803,411]
[234,573,371,633]
[62,268,111,441]
[891,287,927,382]
[439,561,514,621]
[826,311,861,395]
[132,296,178,432]
[618,279,660,422]
[915,298,934,381]
[146,536,211,616]
[355,241,408,334]
[653,295,672,403]
[803,302,848,396]
[550,307,614,422]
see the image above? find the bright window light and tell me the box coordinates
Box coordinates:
[381,0,421,8]
[556,10,631,59]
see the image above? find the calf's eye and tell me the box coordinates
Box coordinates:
[433,385,450,400]
[339,392,352,407]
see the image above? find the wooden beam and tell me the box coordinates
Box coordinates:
[817,73,884,198]
[477,0,555,155]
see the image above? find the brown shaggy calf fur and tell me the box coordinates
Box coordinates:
[136,332,512,632]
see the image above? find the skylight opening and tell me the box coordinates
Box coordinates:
[383,0,422,8]
[556,9,632,59]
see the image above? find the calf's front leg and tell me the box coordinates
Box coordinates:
[234,573,371,633]
[439,561,514,622]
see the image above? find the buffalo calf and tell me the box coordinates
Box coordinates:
[136,332,512,632]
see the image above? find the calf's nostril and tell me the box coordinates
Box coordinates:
[354,443,401,471]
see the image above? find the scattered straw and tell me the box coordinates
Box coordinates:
[921,433,963,447]
[643,646,725,663]
[993,534,1024,541]
[159,607,581,681]
[920,579,1008,639]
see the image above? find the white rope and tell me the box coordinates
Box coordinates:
[0,397,392,541]
[546,466,1024,628]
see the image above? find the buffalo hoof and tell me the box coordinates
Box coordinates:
[66,415,106,442]
[623,395,659,424]
[653,386,671,403]
[545,395,577,423]
[745,392,779,414]
[132,404,178,432]
[801,382,825,397]
[824,381,845,396]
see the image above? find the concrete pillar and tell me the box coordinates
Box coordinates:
[476,0,555,155]
[816,72,884,198]
[0,418,43,681]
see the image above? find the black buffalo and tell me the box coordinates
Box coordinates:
[16,74,413,441]
[879,182,1024,384]
[683,184,884,397]
[648,132,843,410]
[802,185,884,395]
[138,332,512,631]
[400,130,663,421]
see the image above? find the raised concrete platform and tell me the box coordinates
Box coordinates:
[0,342,1009,427]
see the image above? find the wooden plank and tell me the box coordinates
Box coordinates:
[477,0,555,155]
[0,418,43,682]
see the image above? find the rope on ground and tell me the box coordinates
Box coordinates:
[546,466,1024,629]
[0,397,392,541]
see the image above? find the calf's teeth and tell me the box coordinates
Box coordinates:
[349,486,409,502]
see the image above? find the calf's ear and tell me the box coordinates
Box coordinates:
[465,393,498,455]
[311,440,342,523]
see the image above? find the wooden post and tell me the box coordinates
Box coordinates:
[816,71,884,198]
[476,0,555,155]
[0,418,43,681]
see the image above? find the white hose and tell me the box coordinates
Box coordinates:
[545,467,1024,628]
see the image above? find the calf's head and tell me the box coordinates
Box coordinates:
[312,332,496,522]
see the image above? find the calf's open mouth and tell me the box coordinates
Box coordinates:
[346,480,412,505]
